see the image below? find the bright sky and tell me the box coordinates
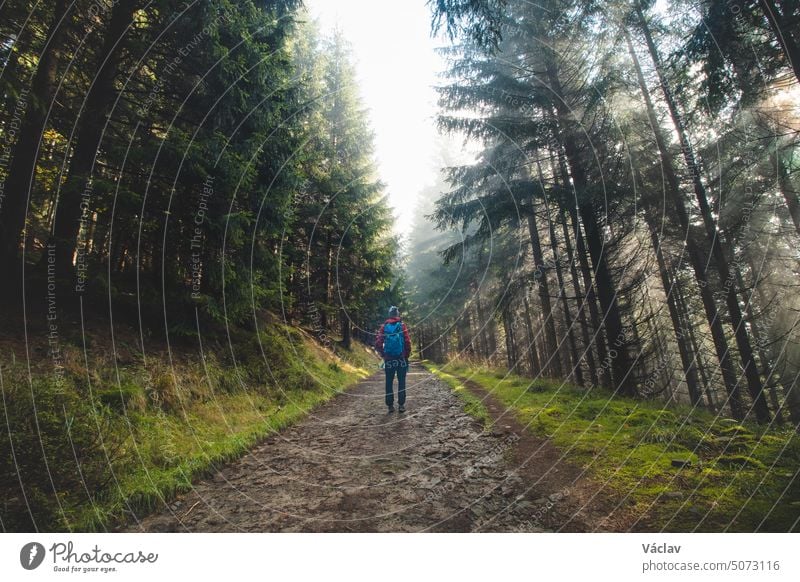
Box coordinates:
[303,0,448,235]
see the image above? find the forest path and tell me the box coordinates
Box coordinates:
[129,362,629,532]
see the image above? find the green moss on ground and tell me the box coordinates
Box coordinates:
[0,323,375,532]
[425,361,800,532]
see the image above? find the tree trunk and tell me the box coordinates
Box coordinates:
[560,204,599,387]
[485,306,498,361]
[340,307,351,349]
[542,67,631,391]
[673,267,716,408]
[527,198,562,378]
[540,166,583,385]
[473,294,488,360]
[748,261,800,424]
[550,153,598,387]
[625,25,747,419]
[51,0,138,278]
[734,265,783,423]
[758,0,800,85]
[777,146,800,237]
[577,200,632,394]
[635,3,770,422]
[439,322,449,362]
[459,309,474,357]
[569,208,609,387]
[503,306,515,369]
[522,289,542,376]
[647,217,702,405]
[548,119,609,387]
[0,0,70,280]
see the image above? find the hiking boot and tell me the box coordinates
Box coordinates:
[387,406,395,414]
[398,405,405,413]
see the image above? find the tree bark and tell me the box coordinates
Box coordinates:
[459,308,475,357]
[673,267,716,408]
[503,306,515,369]
[340,307,351,349]
[555,144,610,388]
[485,304,498,361]
[734,265,783,423]
[549,153,598,387]
[473,291,489,360]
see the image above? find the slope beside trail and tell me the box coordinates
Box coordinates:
[129,362,635,532]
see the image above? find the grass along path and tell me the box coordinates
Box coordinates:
[95,331,376,532]
[424,361,800,532]
[129,362,622,532]
[1,323,376,532]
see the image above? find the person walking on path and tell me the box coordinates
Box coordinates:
[375,306,412,413]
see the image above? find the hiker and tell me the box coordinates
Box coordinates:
[375,306,412,413]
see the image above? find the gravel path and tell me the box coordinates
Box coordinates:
[129,362,612,532]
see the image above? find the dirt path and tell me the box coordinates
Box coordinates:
[129,363,630,532]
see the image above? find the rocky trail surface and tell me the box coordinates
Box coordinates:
[129,363,634,532]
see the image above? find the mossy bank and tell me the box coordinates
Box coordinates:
[425,361,800,532]
[1,323,375,532]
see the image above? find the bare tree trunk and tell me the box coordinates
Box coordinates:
[734,265,784,423]
[625,26,746,419]
[560,205,598,387]
[547,138,608,387]
[647,217,702,405]
[777,146,800,237]
[543,72,630,391]
[673,267,716,408]
[549,153,598,386]
[340,308,351,349]
[503,306,515,369]
[459,309,475,357]
[527,198,562,377]
[569,206,610,387]
[323,233,334,330]
[486,308,498,362]
[522,289,541,376]
[51,0,138,278]
[473,292,489,360]
[758,0,800,85]
[634,4,770,422]
[749,260,799,423]
[540,169,582,385]
[0,0,70,281]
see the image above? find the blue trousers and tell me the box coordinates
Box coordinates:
[384,359,408,407]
